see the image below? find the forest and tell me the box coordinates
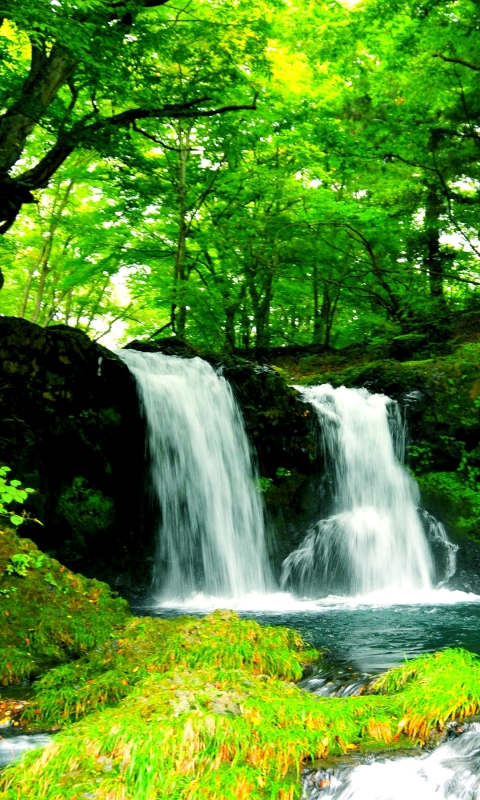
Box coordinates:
[1,0,479,351]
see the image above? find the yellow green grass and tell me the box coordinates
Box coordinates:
[21,610,319,728]
[2,529,480,799]
[1,613,480,799]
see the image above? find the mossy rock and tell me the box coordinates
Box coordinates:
[0,526,130,685]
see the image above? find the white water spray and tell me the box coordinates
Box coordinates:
[303,724,480,800]
[282,385,443,597]
[117,350,272,599]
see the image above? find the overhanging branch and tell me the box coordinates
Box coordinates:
[433,53,480,71]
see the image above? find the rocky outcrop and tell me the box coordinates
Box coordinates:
[0,317,149,586]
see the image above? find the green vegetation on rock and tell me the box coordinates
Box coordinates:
[1,613,480,799]
[0,527,130,685]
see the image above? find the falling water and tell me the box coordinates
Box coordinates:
[302,723,480,800]
[117,349,272,599]
[282,384,442,597]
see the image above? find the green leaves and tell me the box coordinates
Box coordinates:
[0,468,35,527]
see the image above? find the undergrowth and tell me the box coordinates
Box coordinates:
[1,610,480,799]
[0,527,130,684]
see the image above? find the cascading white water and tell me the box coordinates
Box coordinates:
[302,724,480,800]
[117,349,272,599]
[282,384,437,597]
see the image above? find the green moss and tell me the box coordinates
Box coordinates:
[417,471,480,542]
[21,610,319,728]
[0,527,130,685]
[1,639,479,799]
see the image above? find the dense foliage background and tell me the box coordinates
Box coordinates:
[1,0,479,351]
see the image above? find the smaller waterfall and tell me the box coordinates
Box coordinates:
[117,349,272,599]
[282,384,437,597]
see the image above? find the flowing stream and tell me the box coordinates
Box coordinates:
[117,349,272,599]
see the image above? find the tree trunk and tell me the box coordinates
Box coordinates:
[19,243,49,317]
[312,262,321,345]
[0,44,76,172]
[424,185,445,301]
[31,236,54,323]
[173,131,190,336]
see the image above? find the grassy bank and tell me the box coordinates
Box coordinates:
[2,529,480,799]
[1,612,480,798]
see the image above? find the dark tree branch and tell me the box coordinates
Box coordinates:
[433,52,480,71]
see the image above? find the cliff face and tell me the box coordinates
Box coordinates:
[0,317,149,587]
[2,317,479,591]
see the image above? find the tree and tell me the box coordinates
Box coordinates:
[0,0,273,286]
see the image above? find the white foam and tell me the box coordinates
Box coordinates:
[152,587,480,614]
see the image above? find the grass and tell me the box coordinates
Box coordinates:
[21,610,319,728]
[1,609,480,799]
[0,526,130,684]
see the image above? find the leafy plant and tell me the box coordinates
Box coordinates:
[6,553,44,577]
[0,467,35,526]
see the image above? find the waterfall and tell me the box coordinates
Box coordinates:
[117,349,272,599]
[282,384,438,597]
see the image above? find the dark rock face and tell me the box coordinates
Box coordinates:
[0,317,150,587]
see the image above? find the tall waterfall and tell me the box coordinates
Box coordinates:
[282,384,438,597]
[117,349,272,599]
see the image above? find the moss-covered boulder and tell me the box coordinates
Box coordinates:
[1,610,480,799]
[0,526,130,685]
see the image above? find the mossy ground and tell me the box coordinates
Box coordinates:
[1,603,480,799]
[0,526,130,685]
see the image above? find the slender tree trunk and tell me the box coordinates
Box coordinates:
[19,243,48,317]
[312,262,322,345]
[31,236,54,323]
[319,286,331,348]
[241,304,250,350]
[424,185,445,301]
[173,129,190,336]
[64,289,73,324]
[324,287,341,350]
[223,286,245,351]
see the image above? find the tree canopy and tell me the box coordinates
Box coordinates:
[1,0,479,351]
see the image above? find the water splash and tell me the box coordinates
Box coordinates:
[117,350,272,599]
[302,723,480,800]
[282,385,438,597]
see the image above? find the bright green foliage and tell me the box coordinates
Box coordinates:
[0,467,35,527]
[1,0,479,349]
[0,527,130,685]
[2,629,480,799]
[21,610,319,727]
